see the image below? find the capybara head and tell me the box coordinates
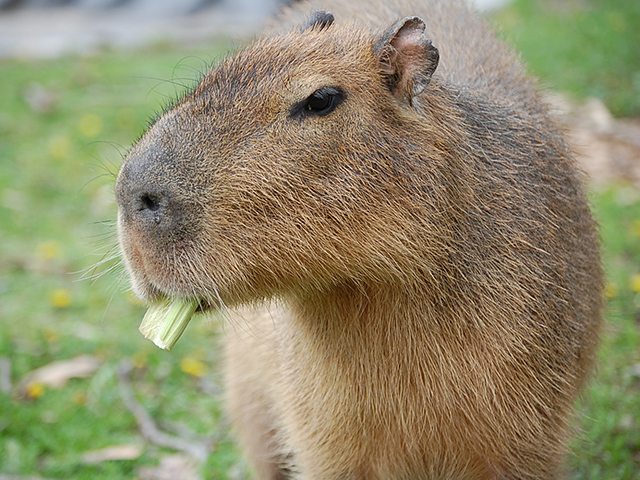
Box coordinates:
[116,14,453,308]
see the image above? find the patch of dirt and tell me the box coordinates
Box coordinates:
[546,94,640,186]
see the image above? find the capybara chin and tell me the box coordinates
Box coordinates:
[114,0,603,477]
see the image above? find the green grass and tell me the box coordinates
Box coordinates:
[493,0,640,117]
[572,187,640,479]
[0,43,245,479]
[1,2,639,478]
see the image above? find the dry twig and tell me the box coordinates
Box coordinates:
[117,359,213,463]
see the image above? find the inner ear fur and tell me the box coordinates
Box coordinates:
[374,16,440,105]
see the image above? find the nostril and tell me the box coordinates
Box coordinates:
[140,194,161,212]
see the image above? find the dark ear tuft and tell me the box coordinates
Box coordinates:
[301,10,335,32]
[374,16,439,105]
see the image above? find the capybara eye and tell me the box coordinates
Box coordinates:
[290,86,346,118]
[306,90,333,112]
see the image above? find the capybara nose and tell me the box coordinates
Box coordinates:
[139,192,161,215]
[115,150,184,232]
[132,189,166,225]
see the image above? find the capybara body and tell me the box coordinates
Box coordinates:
[115,0,603,478]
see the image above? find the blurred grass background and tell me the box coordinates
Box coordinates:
[0,0,639,478]
[494,0,640,117]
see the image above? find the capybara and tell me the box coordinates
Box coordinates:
[115,0,603,478]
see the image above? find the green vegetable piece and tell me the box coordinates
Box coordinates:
[139,297,199,350]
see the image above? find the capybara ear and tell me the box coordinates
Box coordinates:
[300,10,335,32]
[375,17,439,105]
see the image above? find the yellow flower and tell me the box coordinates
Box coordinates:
[180,357,206,378]
[37,240,62,260]
[26,381,45,399]
[79,114,103,138]
[50,288,72,308]
[631,275,640,294]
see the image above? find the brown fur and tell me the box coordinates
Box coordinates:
[115,0,603,478]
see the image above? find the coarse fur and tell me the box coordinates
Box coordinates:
[114,0,603,478]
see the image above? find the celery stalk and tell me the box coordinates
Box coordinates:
[139,297,199,350]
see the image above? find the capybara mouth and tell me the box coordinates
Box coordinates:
[119,227,219,350]
[117,211,213,307]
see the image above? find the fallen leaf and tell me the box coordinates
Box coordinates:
[81,444,144,464]
[137,454,201,480]
[23,355,100,389]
